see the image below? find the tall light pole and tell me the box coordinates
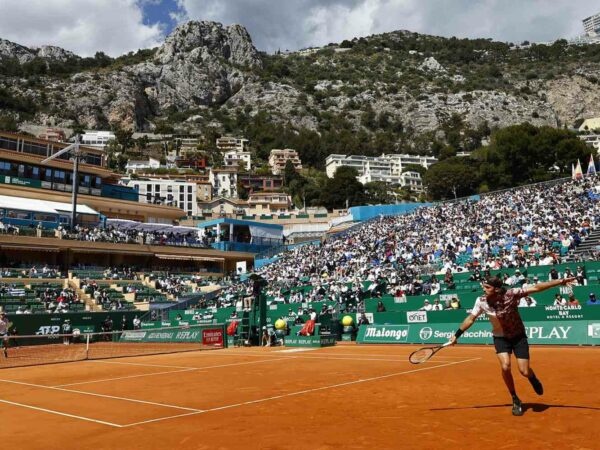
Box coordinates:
[41,135,82,229]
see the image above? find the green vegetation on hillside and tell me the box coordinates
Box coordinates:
[0,48,157,78]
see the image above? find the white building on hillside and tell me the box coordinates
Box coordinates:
[325,153,436,178]
[209,168,238,199]
[125,157,161,174]
[223,150,251,170]
[80,131,116,150]
[583,12,600,36]
[326,153,432,192]
[216,137,249,152]
[325,154,388,178]
[122,177,198,217]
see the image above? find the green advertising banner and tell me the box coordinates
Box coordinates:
[9,311,140,336]
[2,175,42,188]
[357,320,600,345]
[369,305,600,325]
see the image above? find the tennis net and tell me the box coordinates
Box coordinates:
[0,324,226,369]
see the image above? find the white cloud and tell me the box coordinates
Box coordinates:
[175,0,597,52]
[0,0,164,56]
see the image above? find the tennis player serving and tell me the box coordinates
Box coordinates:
[449,275,576,416]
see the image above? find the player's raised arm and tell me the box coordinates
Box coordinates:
[525,276,576,295]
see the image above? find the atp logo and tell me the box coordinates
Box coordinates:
[419,327,433,340]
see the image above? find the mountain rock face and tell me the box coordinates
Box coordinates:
[0,21,599,139]
[0,38,76,63]
[0,21,262,130]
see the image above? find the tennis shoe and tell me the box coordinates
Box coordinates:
[511,398,523,416]
[529,376,544,395]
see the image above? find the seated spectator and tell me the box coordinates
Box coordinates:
[518,296,537,307]
[420,299,433,311]
[553,294,567,306]
[431,299,444,311]
[567,294,580,306]
[357,312,370,327]
[587,293,600,306]
[447,297,461,310]
[376,300,386,312]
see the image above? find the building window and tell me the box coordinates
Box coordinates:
[7,210,31,220]
[188,194,192,201]
[187,203,192,211]
[187,186,192,193]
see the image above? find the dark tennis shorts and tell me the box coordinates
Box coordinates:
[493,334,530,359]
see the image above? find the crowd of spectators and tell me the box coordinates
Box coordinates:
[39,287,82,313]
[225,178,600,310]
[57,225,210,248]
[0,265,62,278]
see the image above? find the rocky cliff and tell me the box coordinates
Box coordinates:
[1,21,600,140]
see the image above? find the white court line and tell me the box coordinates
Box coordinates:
[121,357,480,428]
[122,411,203,427]
[54,357,294,387]
[0,398,123,428]
[53,368,198,388]
[0,378,203,412]
[87,360,196,369]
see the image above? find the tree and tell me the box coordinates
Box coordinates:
[283,159,297,187]
[473,123,591,189]
[0,115,19,132]
[135,136,150,153]
[364,181,394,204]
[402,164,427,177]
[237,181,249,200]
[423,157,480,200]
[320,166,366,210]
[112,125,134,153]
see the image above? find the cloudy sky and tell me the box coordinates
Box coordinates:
[0,0,597,56]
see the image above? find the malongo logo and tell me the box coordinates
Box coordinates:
[364,325,409,342]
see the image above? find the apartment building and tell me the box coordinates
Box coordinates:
[216,137,249,152]
[122,177,198,217]
[326,153,436,179]
[80,131,116,150]
[209,168,238,199]
[223,149,251,170]
[268,148,303,175]
[583,12,600,36]
[247,192,293,214]
[125,157,161,174]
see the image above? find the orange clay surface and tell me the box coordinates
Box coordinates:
[0,343,598,450]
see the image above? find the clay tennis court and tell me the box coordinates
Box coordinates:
[0,343,598,450]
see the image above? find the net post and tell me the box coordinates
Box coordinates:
[85,332,90,360]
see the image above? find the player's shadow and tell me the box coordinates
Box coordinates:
[431,403,600,413]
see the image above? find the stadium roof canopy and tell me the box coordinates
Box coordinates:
[0,194,99,216]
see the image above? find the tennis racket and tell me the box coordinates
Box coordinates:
[408,341,452,364]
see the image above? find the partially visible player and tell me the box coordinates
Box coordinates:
[449,275,576,416]
[0,312,10,357]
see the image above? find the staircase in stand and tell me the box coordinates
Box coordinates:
[68,279,101,312]
[574,228,600,257]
